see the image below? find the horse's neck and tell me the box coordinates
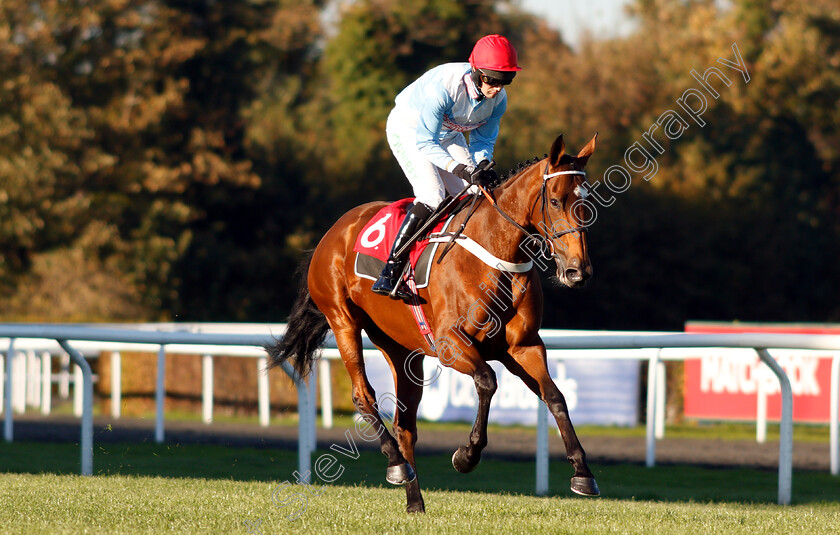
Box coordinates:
[459,165,541,265]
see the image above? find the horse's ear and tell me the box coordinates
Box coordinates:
[549,135,565,166]
[576,132,598,165]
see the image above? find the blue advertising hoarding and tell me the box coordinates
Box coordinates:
[362,353,639,426]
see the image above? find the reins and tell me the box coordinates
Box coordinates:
[436,190,484,263]
[397,160,591,285]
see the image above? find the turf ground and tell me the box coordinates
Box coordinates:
[2,439,839,534]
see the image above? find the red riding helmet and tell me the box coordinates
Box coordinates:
[469,34,522,83]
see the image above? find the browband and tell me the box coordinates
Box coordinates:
[543,170,587,181]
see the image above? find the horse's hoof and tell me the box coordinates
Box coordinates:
[451,446,480,473]
[386,463,416,485]
[406,502,426,514]
[570,476,600,496]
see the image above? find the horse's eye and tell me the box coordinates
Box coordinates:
[550,198,560,209]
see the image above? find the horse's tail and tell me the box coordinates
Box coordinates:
[265,251,329,378]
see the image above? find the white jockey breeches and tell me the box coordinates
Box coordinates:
[386,108,473,209]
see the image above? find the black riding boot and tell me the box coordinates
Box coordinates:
[371,202,434,301]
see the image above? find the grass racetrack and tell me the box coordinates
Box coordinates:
[2,436,839,534]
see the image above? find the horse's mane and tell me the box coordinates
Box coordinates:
[497,154,547,185]
[495,152,578,190]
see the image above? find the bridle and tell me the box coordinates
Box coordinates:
[538,163,589,240]
[481,162,589,258]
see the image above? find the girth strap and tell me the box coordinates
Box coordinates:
[427,233,533,273]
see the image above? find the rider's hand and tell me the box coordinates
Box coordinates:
[452,163,477,183]
[482,168,499,187]
[475,160,498,187]
[453,162,495,187]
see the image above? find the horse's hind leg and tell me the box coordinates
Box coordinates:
[333,327,410,481]
[367,330,426,513]
[501,347,600,496]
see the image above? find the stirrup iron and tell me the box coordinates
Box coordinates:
[388,262,411,301]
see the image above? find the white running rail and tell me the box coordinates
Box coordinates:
[534,332,840,505]
[0,324,308,479]
[3,325,839,505]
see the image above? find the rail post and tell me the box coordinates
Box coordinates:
[4,339,14,441]
[319,358,333,429]
[73,363,83,417]
[309,364,317,450]
[58,340,93,476]
[59,352,70,399]
[655,359,666,439]
[13,351,26,414]
[41,351,52,416]
[755,348,793,505]
[258,355,270,427]
[291,363,312,480]
[536,399,549,495]
[27,350,39,408]
[830,354,839,476]
[645,349,661,467]
[202,354,214,424]
[111,352,121,419]
[155,345,166,443]
[756,362,768,444]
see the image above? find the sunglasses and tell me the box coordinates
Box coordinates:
[480,73,512,87]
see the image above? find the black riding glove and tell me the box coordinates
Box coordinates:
[476,159,499,187]
[453,163,495,187]
[483,168,499,187]
[452,163,477,183]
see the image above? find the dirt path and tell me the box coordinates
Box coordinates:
[9,414,831,472]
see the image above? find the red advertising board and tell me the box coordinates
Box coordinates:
[683,322,840,423]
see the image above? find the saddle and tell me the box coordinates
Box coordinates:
[352,198,458,288]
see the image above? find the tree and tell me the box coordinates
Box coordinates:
[0,0,299,320]
[0,1,141,320]
[548,0,840,327]
[166,0,328,320]
[3,0,837,326]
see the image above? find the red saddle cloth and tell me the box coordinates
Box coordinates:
[352,199,447,267]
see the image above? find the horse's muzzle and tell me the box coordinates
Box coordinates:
[556,257,592,287]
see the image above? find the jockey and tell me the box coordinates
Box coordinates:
[372,34,521,300]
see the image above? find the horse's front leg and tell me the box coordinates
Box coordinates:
[450,358,497,473]
[502,345,600,496]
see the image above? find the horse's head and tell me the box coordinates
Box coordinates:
[529,133,598,288]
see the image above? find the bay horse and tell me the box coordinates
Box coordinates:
[267,134,600,513]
